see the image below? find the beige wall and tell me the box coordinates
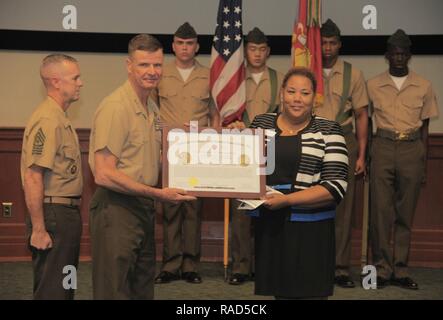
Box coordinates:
[1,50,442,132]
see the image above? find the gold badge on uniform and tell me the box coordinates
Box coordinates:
[32,128,46,155]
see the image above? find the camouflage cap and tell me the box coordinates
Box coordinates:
[321,18,341,38]
[387,29,411,49]
[174,22,197,39]
[245,27,268,44]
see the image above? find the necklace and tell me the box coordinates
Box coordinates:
[280,116,310,135]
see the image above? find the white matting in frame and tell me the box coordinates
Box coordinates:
[162,126,266,199]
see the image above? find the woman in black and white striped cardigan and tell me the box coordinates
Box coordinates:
[251,67,348,299]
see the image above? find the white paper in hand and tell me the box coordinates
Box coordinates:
[237,186,284,210]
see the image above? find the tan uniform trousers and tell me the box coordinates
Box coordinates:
[230,200,254,275]
[370,137,425,279]
[160,199,202,274]
[335,130,358,276]
[89,187,156,300]
[26,203,82,300]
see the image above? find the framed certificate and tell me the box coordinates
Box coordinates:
[162,125,266,199]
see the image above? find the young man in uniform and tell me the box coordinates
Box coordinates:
[228,27,283,285]
[154,22,220,285]
[368,29,439,290]
[315,19,369,288]
[21,54,83,299]
[89,34,195,299]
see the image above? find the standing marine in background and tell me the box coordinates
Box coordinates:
[154,22,220,285]
[315,19,369,288]
[367,29,439,290]
[228,27,283,285]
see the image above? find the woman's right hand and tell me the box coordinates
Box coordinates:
[262,193,289,210]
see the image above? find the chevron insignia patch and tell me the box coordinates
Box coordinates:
[32,127,46,155]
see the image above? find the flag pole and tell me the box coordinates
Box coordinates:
[209,0,245,282]
[361,118,372,276]
[223,198,230,281]
[361,175,370,269]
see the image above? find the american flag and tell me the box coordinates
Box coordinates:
[210,0,246,126]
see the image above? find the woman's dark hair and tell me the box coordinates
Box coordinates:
[282,67,317,94]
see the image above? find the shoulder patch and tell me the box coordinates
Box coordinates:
[32,128,46,155]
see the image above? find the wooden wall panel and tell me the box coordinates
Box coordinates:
[1,128,442,268]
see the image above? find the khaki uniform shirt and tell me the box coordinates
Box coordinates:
[21,97,83,196]
[158,60,214,127]
[315,59,369,126]
[367,71,439,132]
[245,66,283,123]
[89,80,161,186]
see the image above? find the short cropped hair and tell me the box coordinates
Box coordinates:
[40,54,78,82]
[41,54,77,69]
[128,34,163,56]
[282,67,317,94]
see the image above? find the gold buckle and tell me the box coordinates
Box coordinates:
[395,131,408,140]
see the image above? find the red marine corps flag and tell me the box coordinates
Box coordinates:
[210,0,246,126]
[292,0,324,106]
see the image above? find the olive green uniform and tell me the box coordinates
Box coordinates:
[89,80,161,299]
[157,60,213,275]
[21,96,83,299]
[367,71,439,279]
[314,59,369,277]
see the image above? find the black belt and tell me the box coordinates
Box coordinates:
[43,196,81,206]
[376,128,421,141]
